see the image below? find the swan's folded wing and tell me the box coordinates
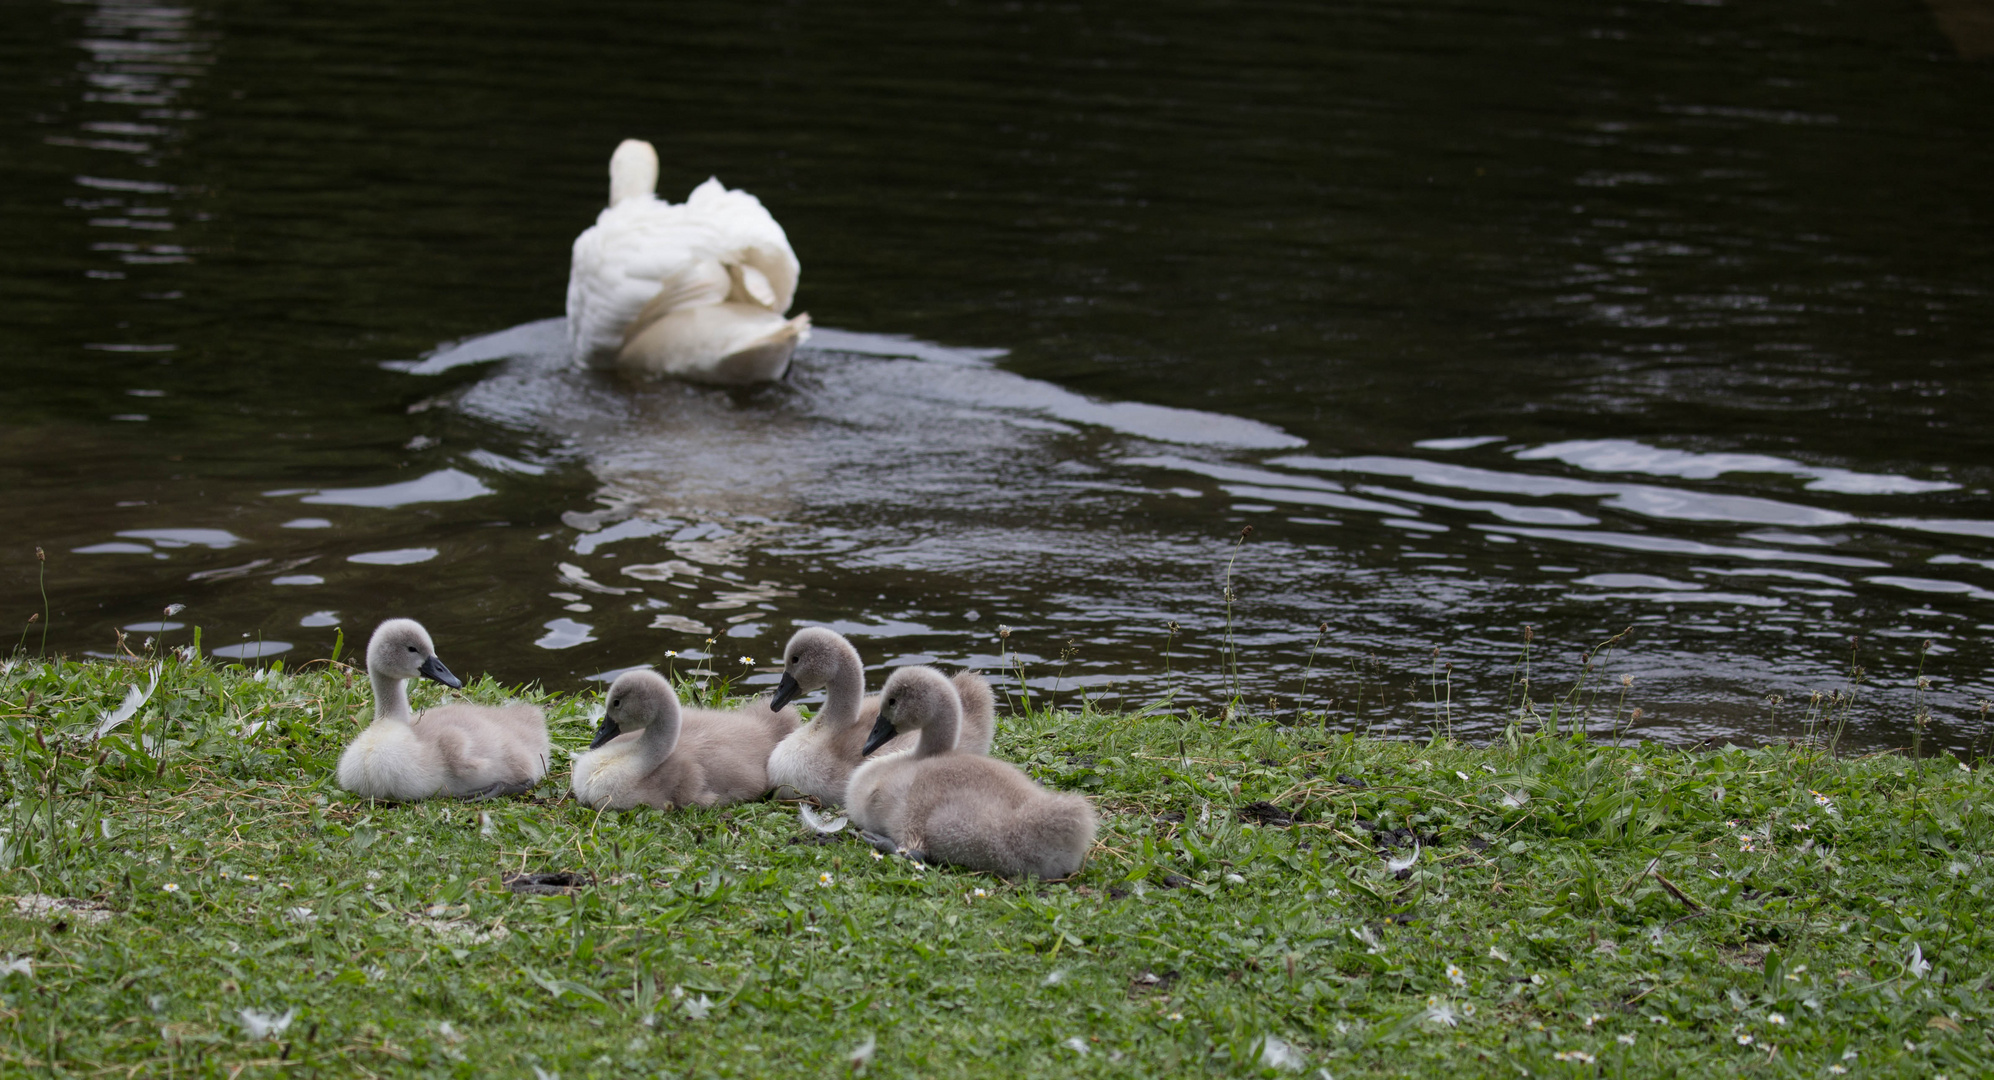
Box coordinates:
[568,205,731,366]
[620,257,733,348]
[683,177,801,314]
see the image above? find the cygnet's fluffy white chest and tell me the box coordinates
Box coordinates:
[765,721,843,801]
[336,721,443,801]
[571,739,653,807]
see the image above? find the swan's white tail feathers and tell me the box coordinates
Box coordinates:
[618,306,808,385]
[710,314,808,384]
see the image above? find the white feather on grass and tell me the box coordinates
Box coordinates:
[799,805,847,834]
[238,1007,296,1040]
[92,665,160,739]
[1385,842,1421,874]
[1258,1035,1305,1071]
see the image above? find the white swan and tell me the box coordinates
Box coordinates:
[566,139,810,384]
[335,619,550,801]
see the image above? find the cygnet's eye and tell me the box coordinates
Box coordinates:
[790,654,799,663]
[407,645,418,654]
[885,697,897,707]
[610,698,621,708]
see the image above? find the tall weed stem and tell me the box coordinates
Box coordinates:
[1219,525,1252,703]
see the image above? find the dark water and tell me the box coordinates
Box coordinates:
[4,0,1991,754]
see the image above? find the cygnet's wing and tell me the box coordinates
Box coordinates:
[667,707,786,805]
[413,703,549,793]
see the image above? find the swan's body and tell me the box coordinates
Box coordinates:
[571,670,797,810]
[566,139,808,384]
[335,619,549,801]
[845,667,1094,880]
[765,628,995,805]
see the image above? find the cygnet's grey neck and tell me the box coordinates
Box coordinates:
[823,656,866,730]
[913,702,960,758]
[629,710,681,770]
[371,669,413,724]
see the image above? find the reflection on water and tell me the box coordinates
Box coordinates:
[293,471,495,509]
[2,0,1990,756]
[138,311,1979,756]
[209,641,291,660]
[346,549,438,566]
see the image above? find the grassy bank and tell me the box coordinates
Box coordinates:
[1,650,1990,1078]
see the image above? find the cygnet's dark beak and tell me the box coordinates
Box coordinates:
[589,715,622,750]
[418,655,463,689]
[860,713,898,756]
[769,673,801,711]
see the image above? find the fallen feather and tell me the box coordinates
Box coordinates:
[1385,843,1421,874]
[93,665,161,739]
[237,1007,296,1040]
[1907,943,1931,979]
[1259,1035,1305,1071]
[799,805,847,834]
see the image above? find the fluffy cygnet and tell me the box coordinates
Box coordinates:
[571,669,798,810]
[335,619,549,801]
[765,627,994,805]
[844,666,1095,880]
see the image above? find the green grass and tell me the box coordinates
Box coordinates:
[1,647,1991,1079]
